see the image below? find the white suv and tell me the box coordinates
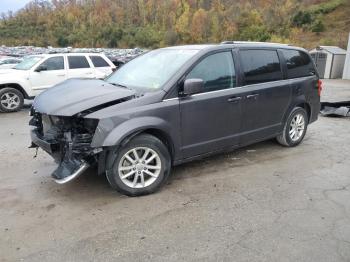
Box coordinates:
[0,53,116,112]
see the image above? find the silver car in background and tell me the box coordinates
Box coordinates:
[0,57,22,69]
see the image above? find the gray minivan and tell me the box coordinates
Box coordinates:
[30,42,321,196]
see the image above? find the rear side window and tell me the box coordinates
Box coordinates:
[186,51,236,93]
[240,50,283,85]
[68,56,90,69]
[40,56,64,71]
[90,56,109,67]
[281,49,314,78]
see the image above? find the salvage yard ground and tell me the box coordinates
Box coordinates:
[1,79,350,262]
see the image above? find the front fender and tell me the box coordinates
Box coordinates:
[0,78,32,97]
[91,116,173,147]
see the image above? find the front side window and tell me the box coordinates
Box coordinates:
[281,49,314,78]
[90,56,109,67]
[14,56,43,70]
[39,56,64,71]
[106,49,199,91]
[186,51,236,92]
[240,50,282,85]
[68,56,90,69]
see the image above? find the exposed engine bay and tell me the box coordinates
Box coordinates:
[29,108,102,183]
[28,78,141,184]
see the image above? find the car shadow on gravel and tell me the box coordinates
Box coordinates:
[36,139,279,200]
[167,139,279,184]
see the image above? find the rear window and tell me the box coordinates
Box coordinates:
[68,56,90,69]
[90,56,110,67]
[281,49,314,79]
[240,50,283,85]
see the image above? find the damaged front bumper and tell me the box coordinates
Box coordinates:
[29,110,102,184]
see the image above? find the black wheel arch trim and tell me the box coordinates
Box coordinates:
[103,128,175,175]
[282,97,311,125]
[0,83,29,98]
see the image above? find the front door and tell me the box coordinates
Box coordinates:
[238,49,291,144]
[29,56,67,95]
[179,51,242,158]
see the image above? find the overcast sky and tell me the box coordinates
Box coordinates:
[0,0,32,14]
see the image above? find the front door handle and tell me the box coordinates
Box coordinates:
[57,74,66,77]
[227,96,242,103]
[246,94,259,99]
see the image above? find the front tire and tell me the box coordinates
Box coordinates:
[106,134,171,196]
[0,88,24,112]
[277,107,308,147]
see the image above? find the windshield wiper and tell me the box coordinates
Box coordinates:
[109,82,130,89]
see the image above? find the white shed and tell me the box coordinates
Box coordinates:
[310,46,346,79]
[343,33,350,80]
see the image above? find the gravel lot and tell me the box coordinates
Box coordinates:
[1,79,350,262]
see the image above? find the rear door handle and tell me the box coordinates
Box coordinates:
[246,94,259,99]
[227,96,242,103]
[57,74,66,77]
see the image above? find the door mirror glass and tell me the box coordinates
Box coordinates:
[35,65,47,72]
[183,78,204,96]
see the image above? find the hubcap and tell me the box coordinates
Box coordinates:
[289,113,305,142]
[0,92,20,110]
[118,147,161,189]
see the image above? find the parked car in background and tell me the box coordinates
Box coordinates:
[29,42,321,196]
[0,53,116,112]
[0,57,22,69]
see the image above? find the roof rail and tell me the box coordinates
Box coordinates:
[220,41,289,46]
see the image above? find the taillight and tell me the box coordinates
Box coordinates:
[317,80,322,96]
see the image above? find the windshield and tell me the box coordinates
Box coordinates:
[106,49,199,91]
[14,56,42,70]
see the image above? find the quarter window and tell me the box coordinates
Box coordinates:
[186,51,236,93]
[90,56,109,67]
[281,49,314,78]
[68,56,90,69]
[240,50,283,85]
[39,56,64,71]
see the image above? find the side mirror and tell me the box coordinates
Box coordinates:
[182,78,204,96]
[35,65,47,72]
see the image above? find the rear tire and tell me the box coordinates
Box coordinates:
[277,107,308,147]
[106,134,171,196]
[0,88,24,112]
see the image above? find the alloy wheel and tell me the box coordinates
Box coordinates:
[0,92,20,110]
[289,113,305,142]
[118,147,162,189]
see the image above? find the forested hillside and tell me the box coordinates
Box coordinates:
[0,0,349,49]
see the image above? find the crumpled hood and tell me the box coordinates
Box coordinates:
[33,78,136,116]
